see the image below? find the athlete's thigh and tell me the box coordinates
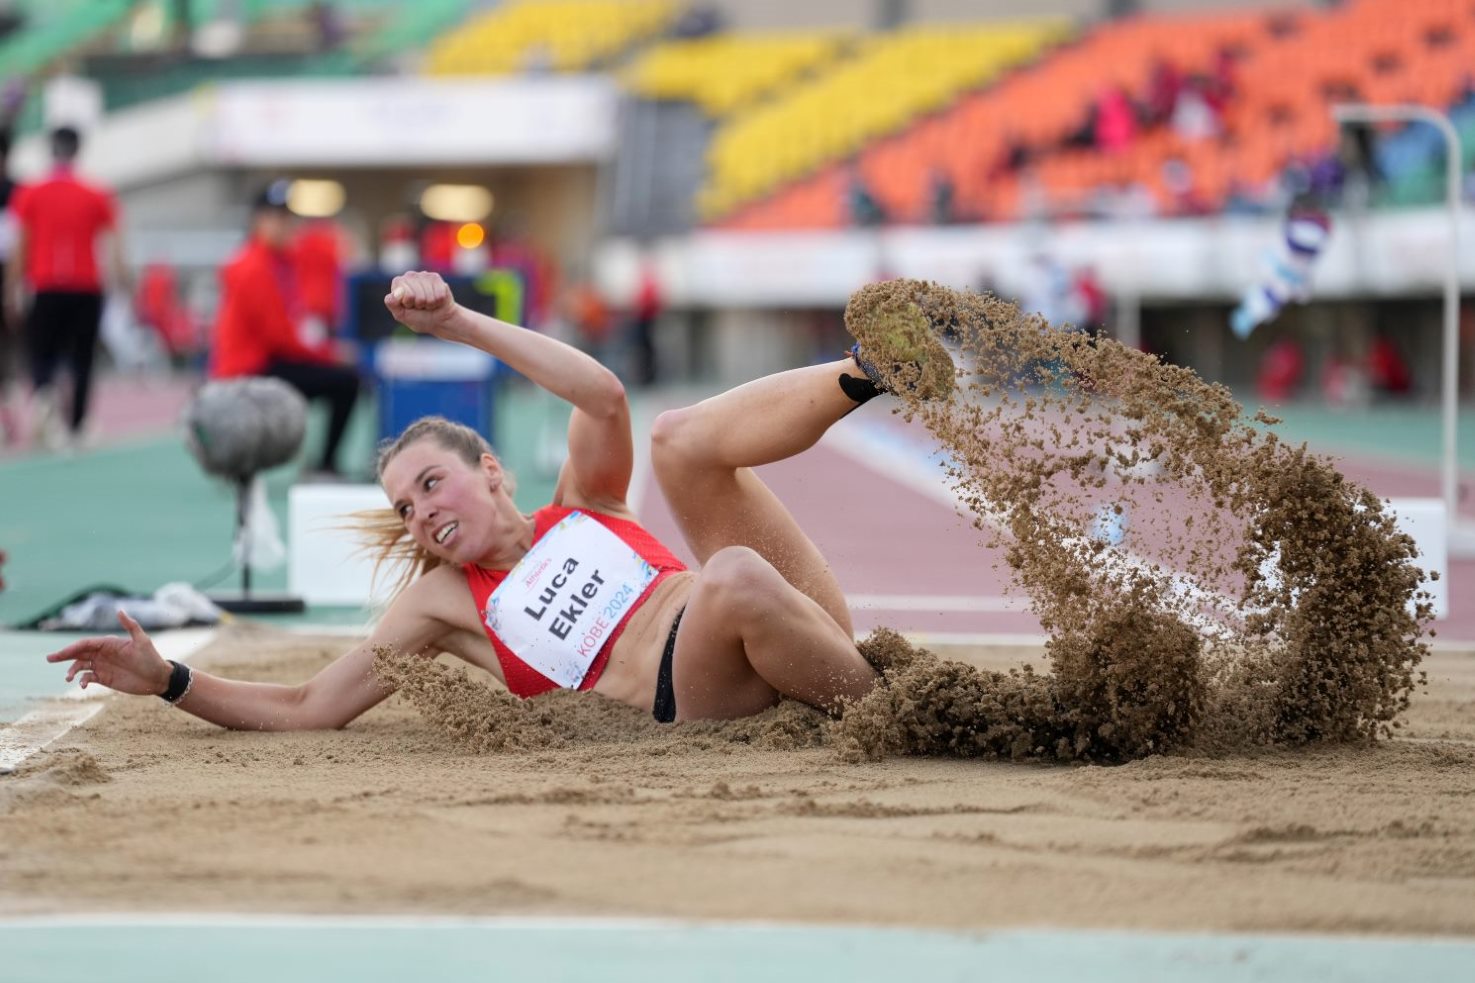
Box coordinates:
[657,464,852,635]
[668,583,780,722]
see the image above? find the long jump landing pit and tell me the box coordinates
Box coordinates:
[3,624,1474,973]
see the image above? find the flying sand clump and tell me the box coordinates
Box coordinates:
[375,279,1431,765]
[839,278,1431,760]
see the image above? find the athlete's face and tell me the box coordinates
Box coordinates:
[381,439,505,563]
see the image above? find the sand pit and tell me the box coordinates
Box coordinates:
[3,624,1473,935]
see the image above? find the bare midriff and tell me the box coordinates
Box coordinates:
[589,570,697,707]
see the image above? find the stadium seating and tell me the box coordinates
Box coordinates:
[624,32,847,117]
[716,0,1475,230]
[425,0,679,76]
[696,20,1069,220]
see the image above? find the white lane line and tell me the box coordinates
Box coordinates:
[0,627,216,774]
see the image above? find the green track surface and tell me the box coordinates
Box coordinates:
[1255,402,1475,468]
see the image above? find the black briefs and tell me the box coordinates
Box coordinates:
[652,606,684,724]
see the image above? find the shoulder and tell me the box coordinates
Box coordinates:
[403,561,471,602]
[226,246,271,280]
[395,562,477,626]
[364,562,476,652]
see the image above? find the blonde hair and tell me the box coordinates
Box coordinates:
[352,416,514,599]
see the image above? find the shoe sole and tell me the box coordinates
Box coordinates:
[844,279,956,401]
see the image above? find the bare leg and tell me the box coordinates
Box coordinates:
[671,547,878,721]
[650,358,863,635]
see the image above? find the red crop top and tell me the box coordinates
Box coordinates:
[462,506,687,698]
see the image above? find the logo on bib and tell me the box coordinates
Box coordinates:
[486,512,658,689]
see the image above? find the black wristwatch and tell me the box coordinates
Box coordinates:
[159,660,194,704]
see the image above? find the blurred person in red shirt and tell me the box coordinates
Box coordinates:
[5,126,127,449]
[293,218,347,340]
[1366,334,1411,397]
[210,181,360,477]
[134,263,198,363]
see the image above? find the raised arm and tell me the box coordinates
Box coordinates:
[385,270,633,509]
[46,577,452,731]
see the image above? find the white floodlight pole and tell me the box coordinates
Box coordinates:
[1332,103,1463,546]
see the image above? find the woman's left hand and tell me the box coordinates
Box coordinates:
[385,271,460,339]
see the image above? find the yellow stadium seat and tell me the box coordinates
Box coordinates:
[426,0,679,76]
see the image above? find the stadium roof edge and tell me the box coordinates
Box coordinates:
[10,76,621,187]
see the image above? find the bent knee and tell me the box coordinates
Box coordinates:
[650,405,709,480]
[698,547,787,610]
[650,407,693,462]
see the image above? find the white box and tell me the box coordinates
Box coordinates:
[1388,498,1448,621]
[288,483,401,607]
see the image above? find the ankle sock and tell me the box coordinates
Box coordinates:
[840,343,885,404]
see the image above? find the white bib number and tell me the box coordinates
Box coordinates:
[485,511,657,688]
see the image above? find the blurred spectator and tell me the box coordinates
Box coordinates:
[134,263,199,365]
[0,546,7,591]
[928,167,956,225]
[992,132,1031,180]
[489,218,555,328]
[1162,158,1210,216]
[0,127,18,445]
[378,214,419,274]
[1366,334,1412,397]
[209,181,360,478]
[419,220,457,272]
[6,126,127,451]
[1072,266,1110,335]
[1256,336,1305,403]
[566,278,613,357]
[1171,78,1223,142]
[1093,85,1139,154]
[293,218,348,344]
[1321,353,1369,408]
[628,256,663,387]
[1144,57,1184,127]
[847,162,886,227]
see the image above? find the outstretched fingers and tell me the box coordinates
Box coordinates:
[45,635,122,664]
